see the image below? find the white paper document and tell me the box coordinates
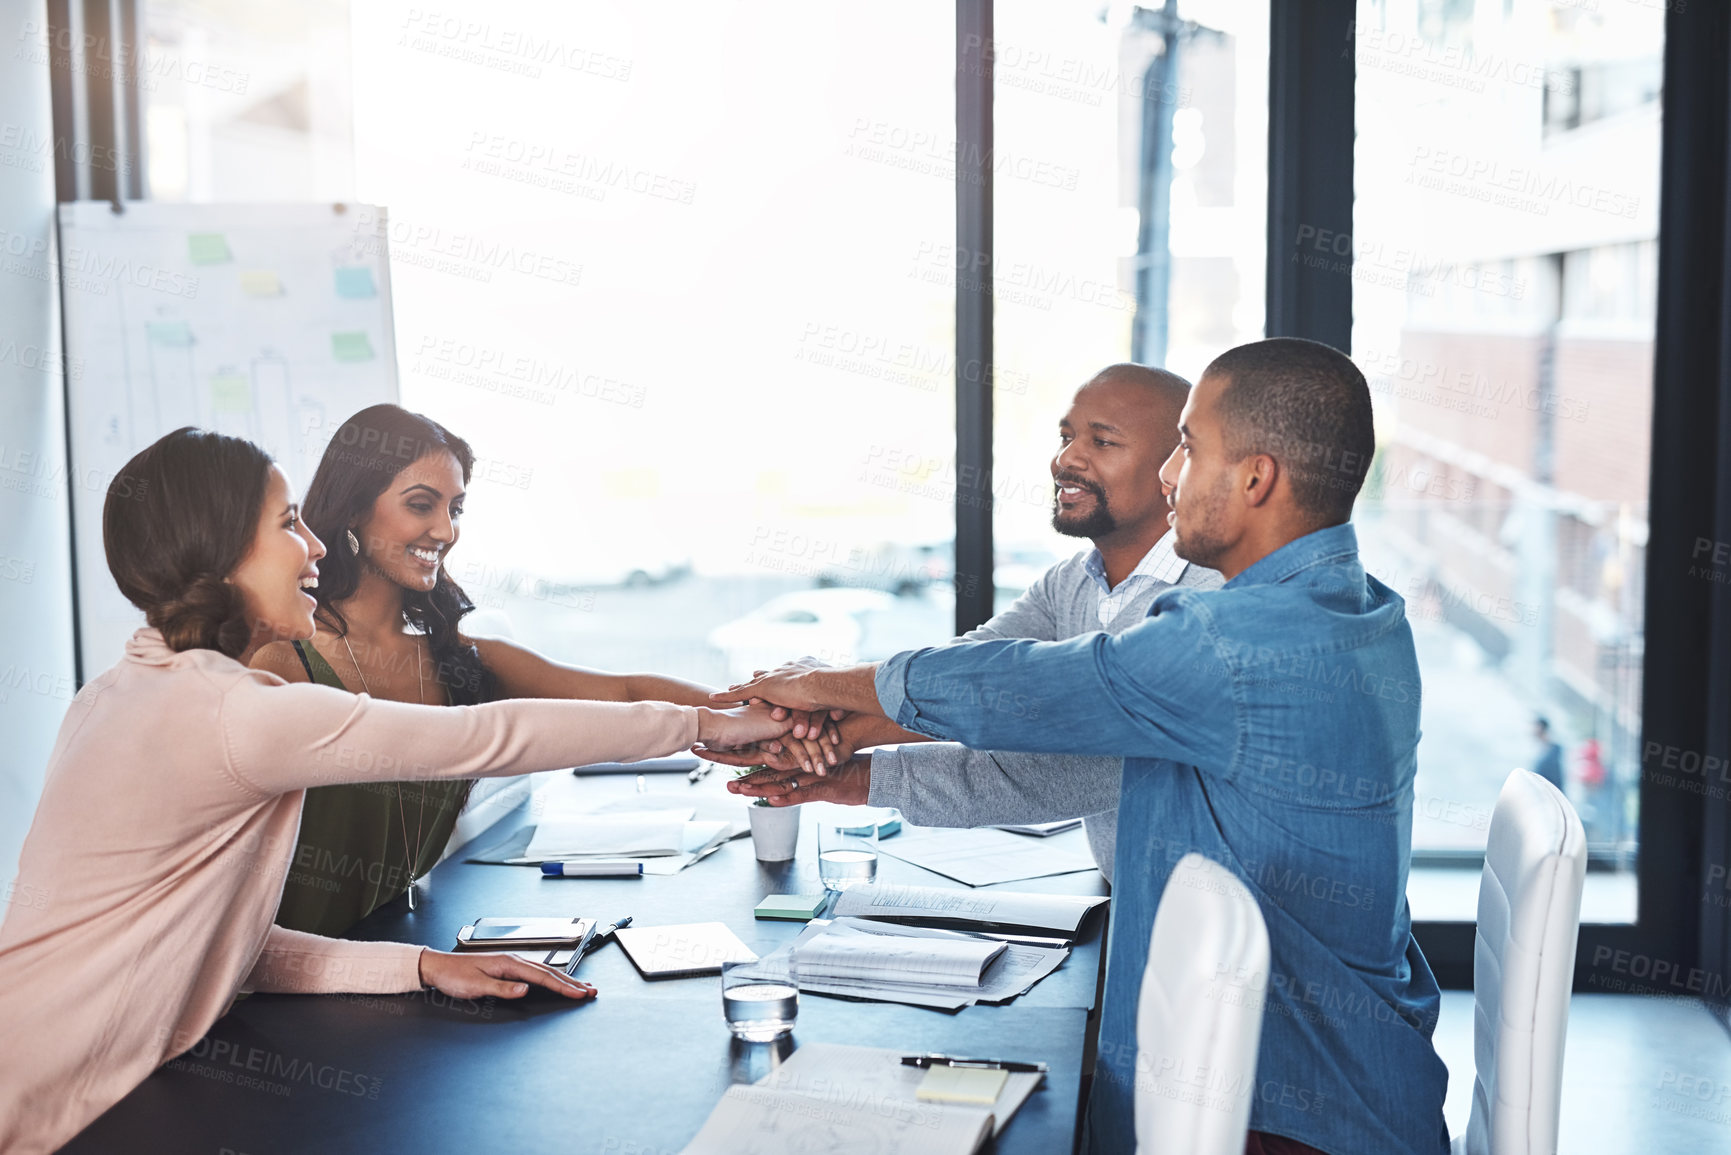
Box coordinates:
[586,793,755,839]
[523,812,692,859]
[792,924,1006,989]
[877,825,1098,886]
[681,1084,992,1155]
[992,818,1081,836]
[831,883,1108,937]
[681,1043,1043,1154]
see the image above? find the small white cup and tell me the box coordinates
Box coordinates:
[747,802,800,862]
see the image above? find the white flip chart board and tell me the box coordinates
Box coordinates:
[57,201,400,678]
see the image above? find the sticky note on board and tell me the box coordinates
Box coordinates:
[145,321,193,347]
[334,266,376,299]
[239,270,282,297]
[331,331,374,362]
[187,233,231,264]
[209,373,250,413]
[916,1065,1008,1105]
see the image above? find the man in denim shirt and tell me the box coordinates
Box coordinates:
[718,364,1221,882]
[719,338,1451,1155]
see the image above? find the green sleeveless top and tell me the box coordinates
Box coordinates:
[273,639,473,937]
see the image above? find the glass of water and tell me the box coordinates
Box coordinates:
[722,957,799,1042]
[817,805,880,892]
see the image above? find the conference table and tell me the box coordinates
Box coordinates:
[69,769,1111,1154]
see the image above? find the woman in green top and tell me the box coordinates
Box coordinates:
[251,404,778,935]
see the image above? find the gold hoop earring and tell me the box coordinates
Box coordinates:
[346,530,360,556]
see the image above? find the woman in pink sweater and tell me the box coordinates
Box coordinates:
[0,428,787,1153]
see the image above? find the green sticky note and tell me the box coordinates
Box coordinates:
[146,320,193,347]
[754,894,828,921]
[210,373,251,413]
[187,233,231,265]
[334,266,376,299]
[331,331,373,362]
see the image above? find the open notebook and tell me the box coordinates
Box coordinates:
[682,1043,1042,1154]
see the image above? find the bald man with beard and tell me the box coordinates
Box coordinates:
[715,363,1223,882]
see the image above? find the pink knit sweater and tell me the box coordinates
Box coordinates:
[0,629,699,1153]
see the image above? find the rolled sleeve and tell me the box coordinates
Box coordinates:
[873,652,930,736]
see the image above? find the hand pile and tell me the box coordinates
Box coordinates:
[695,658,872,806]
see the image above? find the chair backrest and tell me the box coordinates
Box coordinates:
[1135,852,1271,1155]
[1464,769,1587,1155]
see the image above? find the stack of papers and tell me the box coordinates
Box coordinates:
[735,918,1069,1011]
[831,882,1109,939]
[682,1044,1042,1154]
[793,925,1006,989]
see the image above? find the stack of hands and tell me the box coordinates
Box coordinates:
[696,658,877,808]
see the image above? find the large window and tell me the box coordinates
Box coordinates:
[1353,0,1662,922]
[990,0,1268,602]
[345,3,956,683]
[142,0,354,202]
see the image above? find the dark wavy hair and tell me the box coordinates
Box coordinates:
[103,427,275,658]
[302,404,496,706]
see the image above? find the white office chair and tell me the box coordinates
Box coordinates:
[1135,852,1271,1155]
[1456,769,1587,1155]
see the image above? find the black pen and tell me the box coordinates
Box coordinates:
[564,916,633,976]
[900,1054,1048,1074]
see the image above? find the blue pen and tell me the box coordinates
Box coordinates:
[541,860,644,878]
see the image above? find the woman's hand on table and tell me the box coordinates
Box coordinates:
[418,949,597,1001]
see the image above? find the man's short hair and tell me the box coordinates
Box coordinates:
[1204,337,1375,525]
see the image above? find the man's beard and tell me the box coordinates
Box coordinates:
[1052,479,1116,538]
[1170,472,1233,567]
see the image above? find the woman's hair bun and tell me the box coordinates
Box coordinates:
[104,427,275,658]
[145,571,253,657]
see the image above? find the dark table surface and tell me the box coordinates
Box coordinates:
[70,771,1109,1155]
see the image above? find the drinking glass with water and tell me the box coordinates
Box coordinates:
[817,804,881,892]
[721,957,799,1042]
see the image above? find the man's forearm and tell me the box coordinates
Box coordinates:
[806,664,885,717]
[844,712,929,749]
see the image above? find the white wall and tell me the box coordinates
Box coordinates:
[0,0,77,901]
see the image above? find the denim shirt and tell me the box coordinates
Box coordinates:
[875,524,1450,1155]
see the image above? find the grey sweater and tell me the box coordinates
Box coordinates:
[865,546,1222,883]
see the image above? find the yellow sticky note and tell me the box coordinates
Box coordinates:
[240,270,282,297]
[331,331,374,362]
[210,373,251,413]
[188,233,231,264]
[915,1065,1008,1105]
